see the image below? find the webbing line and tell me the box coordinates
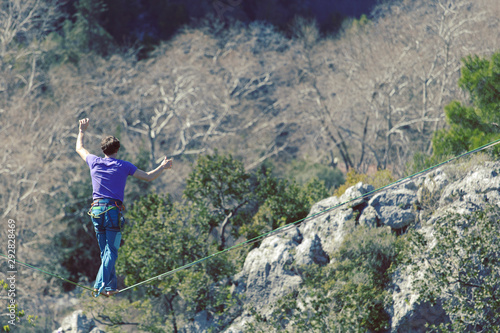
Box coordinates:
[1,138,500,295]
[0,252,95,292]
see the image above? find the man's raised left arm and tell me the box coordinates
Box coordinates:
[133,156,173,182]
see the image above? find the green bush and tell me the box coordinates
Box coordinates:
[242,177,328,242]
[285,159,345,192]
[334,169,395,197]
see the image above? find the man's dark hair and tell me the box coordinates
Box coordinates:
[101,136,120,156]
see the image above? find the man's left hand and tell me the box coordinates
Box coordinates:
[161,156,173,170]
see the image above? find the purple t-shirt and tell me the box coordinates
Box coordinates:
[86,154,138,202]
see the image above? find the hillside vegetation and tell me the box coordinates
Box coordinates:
[1,0,499,331]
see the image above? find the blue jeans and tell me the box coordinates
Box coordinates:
[90,199,123,293]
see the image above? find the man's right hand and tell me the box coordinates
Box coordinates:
[79,118,90,132]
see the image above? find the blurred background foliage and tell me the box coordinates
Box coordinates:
[2,0,500,331]
[55,0,380,58]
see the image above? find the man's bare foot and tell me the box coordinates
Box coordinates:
[106,290,119,296]
[93,289,109,297]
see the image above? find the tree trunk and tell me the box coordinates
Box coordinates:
[383,97,392,169]
[149,126,156,169]
[220,211,233,250]
[357,116,369,170]
[165,295,178,333]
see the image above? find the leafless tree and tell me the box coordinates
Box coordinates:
[0,0,61,57]
[313,0,498,174]
[1,0,499,328]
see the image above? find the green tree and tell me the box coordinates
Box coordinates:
[43,0,114,64]
[116,153,330,331]
[308,225,396,332]
[74,0,111,53]
[405,207,500,331]
[184,151,251,249]
[243,175,328,241]
[285,159,344,192]
[117,193,235,333]
[432,52,500,157]
[183,154,329,247]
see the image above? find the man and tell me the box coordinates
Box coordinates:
[75,118,172,297]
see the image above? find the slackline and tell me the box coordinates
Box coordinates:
[2,137,500,295]
[0,252,95,292]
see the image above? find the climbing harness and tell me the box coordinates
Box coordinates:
[2,138,500,296]
[88,199,124,221]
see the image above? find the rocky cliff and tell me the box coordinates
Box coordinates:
[56,158,500,332]
[187,158,500,332]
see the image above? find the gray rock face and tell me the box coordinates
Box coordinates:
[390,161,500,331]
[215,228,303,333]
[439,162,500,209]
[301,182,373,256]
[417,169,448,202]
[181,311,216,333]
[53,310,101,333]
[294,234,329,266]
[231,183,373,314]
[389,265,448,332]
[360,187,418,230]
[239,227,303,312]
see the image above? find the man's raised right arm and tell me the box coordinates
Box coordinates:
[76,118,90,162]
